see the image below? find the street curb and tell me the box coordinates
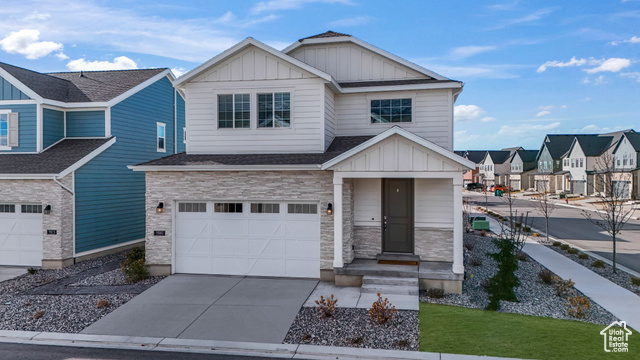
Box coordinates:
[0,330,529,360]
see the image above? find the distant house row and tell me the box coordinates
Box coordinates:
[456,130,640,199]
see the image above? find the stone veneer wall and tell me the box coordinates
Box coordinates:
[415,228,453,262]
[354,226,381,259]
[145,171,335,270]
[0,173,74,263]
[342,179,355,264]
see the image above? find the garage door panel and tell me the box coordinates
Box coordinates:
[212,219,246,236]
[247,238,283,256]
[212,237,246,255]
[247,258,284,276]
[283,220,318,237]
[285,239,319,258]
[0,204,42,266]
[211,257,246,275]
[247,219,282,236]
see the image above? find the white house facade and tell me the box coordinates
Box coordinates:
[132,32,474,293]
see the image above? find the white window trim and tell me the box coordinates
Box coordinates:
[367,94,415,125]
[157,122,166,153]
[0,109,11,150]
[216,93,251,130]
[256,92,292,129]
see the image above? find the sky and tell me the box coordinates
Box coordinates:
[0,0,638,151]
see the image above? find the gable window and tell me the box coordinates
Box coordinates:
[157,123,166,152]
[579,158,583,167]
[0,113,7,147]
[371,98,412,123]
[218,94,250,129]
[258,92,290,128]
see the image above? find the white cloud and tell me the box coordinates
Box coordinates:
[538,105,554,110]
[537,57,587,73]
[584,58,631,73]
[327,16,374,28]
[582,75,607,84]
[454,105,485,122]
[480,117,496,122]
[536,110,551,117]
[0,29,63,59]
[621,72,640,82]
[454,130,480,148]
[450,45,497,59]
[251,0,352,14]
[560,105,567,109]
[54,52,69,60]
[171,67,187,78]
[415,61,522,79]
[611,35,640,45]
[496,122,561,137]
[580,124,602,133]
[487,7,559,30]
[66,56,138,71]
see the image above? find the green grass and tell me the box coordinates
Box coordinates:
[420,303,639,359]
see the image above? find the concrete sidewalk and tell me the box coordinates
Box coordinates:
[522,241,640,331]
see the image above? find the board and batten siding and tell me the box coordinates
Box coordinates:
[43,108,64,148]
[335,89,453,150]
[353,178,453,229]
[66,110,105,138]
[288,43,427,82]
[0,77,30,100]
[0,104,37,153]
[324,86,336,150]
[176,92,186,153]
[74,77,176,253]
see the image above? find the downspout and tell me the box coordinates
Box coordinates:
[53,176,74,194]
[174,89,178,154]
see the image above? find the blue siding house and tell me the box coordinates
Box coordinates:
[0,62,185,267]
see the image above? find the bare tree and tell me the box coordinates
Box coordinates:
[582,152,635,272]
[482,177,490,212]
[532,174,557,245]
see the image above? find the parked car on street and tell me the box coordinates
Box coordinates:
[466,182,485,191]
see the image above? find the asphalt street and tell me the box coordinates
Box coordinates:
[0,342,277,360]
[465,192,640,273]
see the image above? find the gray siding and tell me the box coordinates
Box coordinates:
[324,86,336,150]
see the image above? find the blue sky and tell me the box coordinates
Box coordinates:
[0,0,638,150]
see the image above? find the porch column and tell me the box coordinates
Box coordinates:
[333,176,344,268]
[452,174,464,274]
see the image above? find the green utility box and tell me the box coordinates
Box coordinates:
[494,190,503,197]
[470,216,486,222]
[472,220,490,230]
[559,193,566,199]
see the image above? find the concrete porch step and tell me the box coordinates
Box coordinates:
[376,253,420,266]
[361,283,419,296]
[362,276,418,287]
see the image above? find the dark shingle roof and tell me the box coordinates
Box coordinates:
[464,150,488,164]
[0,62,167,103]
[517,150,538,163]
[487,150,511,164]
[575,136,614,157]
[300,31,351,41]
[543,135,581,159]
[0,138,112,174]
[137,136,374,167]
[624,132,640,152]
[339,79,459,87]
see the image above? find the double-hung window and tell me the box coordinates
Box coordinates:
[157,123,166,152]
[371,98,411,123]
[258,92,290,128]
[0,113,7,147]
[218,94,250,129]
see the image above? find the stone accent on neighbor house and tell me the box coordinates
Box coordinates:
[415,228,453,262]
[0,173,75,265]
[342,178,355,264]
[354,226,381,259]
[144,171,336,270]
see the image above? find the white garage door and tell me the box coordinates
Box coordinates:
[175,201,320,278]
[0,204,43,266]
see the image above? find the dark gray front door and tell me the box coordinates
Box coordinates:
[382,178,414,253]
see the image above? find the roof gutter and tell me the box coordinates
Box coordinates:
[128,164,322,172]
[53,175,74,194]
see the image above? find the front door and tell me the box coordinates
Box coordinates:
[382,178,414,253]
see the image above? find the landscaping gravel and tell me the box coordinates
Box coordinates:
[545,242,640,296]
[284,308,418,351]
[420,233,618,326]
[69,268,164,287]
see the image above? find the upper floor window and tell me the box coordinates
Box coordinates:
[258,92,290,128]
[0,113,7,147]
[579,158,583,167]
[218,94,250,129]
[157,123,166,152]
[371,98,412,123]
[623,154,628,166]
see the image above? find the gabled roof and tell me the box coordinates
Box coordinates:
[517,149,539,163]
[0,138,114,176]
[300,31,350,40]
[539,135,580,160]
[573,135,614,157]
[0,62,168,103]
[619,132,640,152]
[464,150,489,164]
[486,151,511,164]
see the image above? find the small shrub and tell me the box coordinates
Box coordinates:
[301,334,312,342]
[396,339,410,349]
[566,296,590,318]
[27,267,38,275]
[470,255,483,267]
[578,253,589,259]
[315,294,337,318]
[121,247,149,283]
[592,260,606,268]
[514,222,521,228]
[481,278,491,292]
[369,293,397,324]
[567,248,579,254]
[560,244,570,251]
[538,269,554,284]
[552,276,575,297]
[552,241,562,247]
[517,251,529,261]
[522,226,531,233]
[631,276,640,286]
[479,230,487,237]
[426,288,445,299]
[23,302,31,307]
[349,336,364,345]
[96,299,110,309]
[33,310,45,320]
[463,242,474,251]
[532,232,540,237]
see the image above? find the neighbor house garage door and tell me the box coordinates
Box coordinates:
[613,181,631,199]
[175,201,320,278]
[0,204,43,266]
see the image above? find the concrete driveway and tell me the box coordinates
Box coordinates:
[82,275,318,343]
[0,267,27,282]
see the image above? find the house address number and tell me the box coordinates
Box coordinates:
[46,230,57,235]
[154,230,166,236]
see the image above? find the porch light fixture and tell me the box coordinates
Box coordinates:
[44,205,51,215]
[156,202,164,213]
[327,203,333,215]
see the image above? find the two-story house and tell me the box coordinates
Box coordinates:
[477,150,511,187]
[0,62,184,267]
[132,32,474,293]
[458,150,487,185]
[611,132,640,199]
[508,149,537,191]
[562,135,616,196]
[534,135,576,193]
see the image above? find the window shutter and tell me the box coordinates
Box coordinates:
[7,113,18,147]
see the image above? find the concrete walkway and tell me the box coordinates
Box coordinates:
[522,241,640,331]
[0,267,27,282]
[303,281,419,310]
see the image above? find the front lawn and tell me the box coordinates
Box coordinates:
[420,303,639,360]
